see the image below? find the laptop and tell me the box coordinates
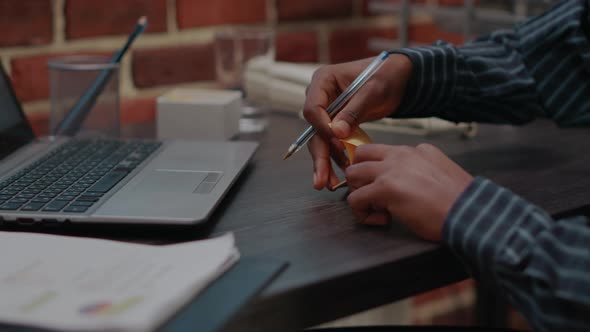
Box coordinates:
[0,64,258,226]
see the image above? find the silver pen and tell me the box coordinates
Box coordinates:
[283,51,391,160]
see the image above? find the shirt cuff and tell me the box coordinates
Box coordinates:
[389,43,460,118]
[442,177,551,279]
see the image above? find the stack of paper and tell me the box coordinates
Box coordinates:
[0,232,238,332]
[244,56,319,114]
[244,57,476,137]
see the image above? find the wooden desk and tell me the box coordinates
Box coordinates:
[92,113,590,331]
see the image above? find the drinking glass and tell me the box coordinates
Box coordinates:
[48,55,120,137]
[214,27,275,133]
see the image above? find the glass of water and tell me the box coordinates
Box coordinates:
[214,27,275,133]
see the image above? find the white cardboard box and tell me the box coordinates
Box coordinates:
[156,88,242,140]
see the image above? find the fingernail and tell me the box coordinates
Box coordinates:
[313,172,318,187]
[333,121,351,139]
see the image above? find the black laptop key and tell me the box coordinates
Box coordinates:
[1,189,19,195]
[0,202,23,210]
[9,198,29,204]
[76,196,99,202]
[21,202,45,211]
[21,189,41,195]
[15,193,35,199]
[55,195,76,201]
[32,197,51,203]
[80,192,102,197]
[87,170,128,193]
[63,205,89,213]
[70,201,93,207]
[42,200,68,212]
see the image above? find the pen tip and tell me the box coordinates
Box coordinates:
[283,151,292,160]
[138,16,148,26]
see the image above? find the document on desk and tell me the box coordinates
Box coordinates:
[0,232,238,332]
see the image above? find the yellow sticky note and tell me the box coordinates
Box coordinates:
[329,124,372,191]
[341,126,372,164]
[329,123,372,164]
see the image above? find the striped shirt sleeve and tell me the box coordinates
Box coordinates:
[444,177,590,332]
[391,0,590,126]
[398,3,590,330]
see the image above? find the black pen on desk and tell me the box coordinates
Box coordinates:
[282,51,390,160]
[54,16,148,136]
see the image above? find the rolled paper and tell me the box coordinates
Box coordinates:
[329,124,372,191]
[339,125,372,164]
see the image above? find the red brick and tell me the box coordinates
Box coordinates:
[27,111,50,137]
[362,0,464,16]
[278,0,354,22]
[120,97,156,124]
[409,22,464,45]
[276,31,319,63]
[0,0,52,47]
[176,0,266,29]
[439,0,466,5]
[132,44,215,88]
[11,54,57,102]
[65,0,167,39]
[10,52,111,102]
[25,98,156,137]
[329,27,397,64]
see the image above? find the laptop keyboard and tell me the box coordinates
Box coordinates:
[0,139,161,214]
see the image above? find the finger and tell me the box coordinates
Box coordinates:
[330,85,374,139]
[360,211,390,226]
[308,135,333,190]
[344,161,384,190]
[353,144,392,164]
[330,66,387,139]
[330,137,349,170]
[303,70,338,141]
[347,182,387,221]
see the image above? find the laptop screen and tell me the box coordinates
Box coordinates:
[0,64,35,161]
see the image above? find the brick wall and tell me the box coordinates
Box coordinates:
[0,0,465,131]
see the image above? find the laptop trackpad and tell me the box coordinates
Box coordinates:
[134,170,210,193]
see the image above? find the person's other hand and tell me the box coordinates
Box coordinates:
[345,144,474,242]
[303,54,412,190]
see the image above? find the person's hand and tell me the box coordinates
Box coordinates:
[344,143,474,242]
[303,54,413,190]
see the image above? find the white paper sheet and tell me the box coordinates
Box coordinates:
[0,232,238,332]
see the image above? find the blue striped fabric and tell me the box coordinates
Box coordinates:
[390,1,590,331]
[393,0,590,126]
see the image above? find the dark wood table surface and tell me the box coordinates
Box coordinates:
[67,113,590,331]
[225,113,590,332]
